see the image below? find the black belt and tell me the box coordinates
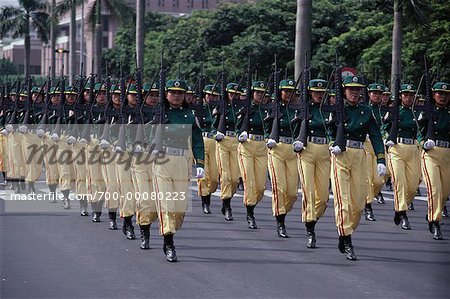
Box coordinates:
[436,140,450,148]
[226,131,236,137]
[308,136,327,144]
[202,132,215,139]
[249,134,264,141]
[346,139,364,149]
[397,137,415,145]
[279,136,294,144]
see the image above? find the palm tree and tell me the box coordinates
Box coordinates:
[136,0,145,71]
[0,0,49,78]
[391,0,427,84]
[294,0,312,80]
[84,0,132,79]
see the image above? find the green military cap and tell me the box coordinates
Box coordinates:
[186,85,195,94]
[328,88,336,96]
[204,84,220,96]
[383,86,391,95]
[128,84,144,94]
[400,83,416,93]
[49,86,61,94]
[280,79,296,90]
[31,86,41,93]
[270,93,276,100]
[252,81,267,92]
[19,90,28,97]
[143,82,160,93]
[166,79,187,91]
[64,85,78,95]
[368,83,386,92]
[10,88,17,95]
[226,82,240,94]
[309,79,327,91]
[432,82,450,93]
[110,84,122,94]
[342,76,365,87]
[93,82,106,92]
[83,79,95,90]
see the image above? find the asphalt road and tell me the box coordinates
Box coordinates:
[1,181,449,298]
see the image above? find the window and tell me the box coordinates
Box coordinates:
[158,0,165,7]
[173,0,179,7]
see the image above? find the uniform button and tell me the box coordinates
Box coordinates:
[361,111,364,114]
[280,129,284,132]
[250,119,252,122]
[309,120,312,123]
[311,130,314,134]
[345,123,348,126]
[226,117,228,120]
[184,114,187,118]
[346,133,349,137]
[359,122,363,126]
[434,121,437,124]
[203,117,205,120]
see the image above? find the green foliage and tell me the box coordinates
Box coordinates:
[0,58,19,76]
[106,0,449,85]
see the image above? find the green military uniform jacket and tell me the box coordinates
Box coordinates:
[418,105,450,146]
[330,101,385,164]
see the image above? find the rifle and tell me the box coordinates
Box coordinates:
[151,51,167,153]
[385,68,401,144]
[51,64,67,140]
[332,61,346,152]
[239,54,254,134]
[294,53,311,147]
[267,54,282,143]
[217,59,228,135]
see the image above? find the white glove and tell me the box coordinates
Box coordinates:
[196,167,205,179]
[79,137,88,144]
[1,129,9,136]
[385,140,395,147]
[215,132,225,141]
[133,144,143,154]
[36,129,45,138]
[114,145,125,153]
[423,139,435,150]
[150,149,159,161]
[51,133,59,142]
[238,131,248,142]
[5,124,13,132]
[329,145,341,155]
[18,125,28,133]
[292,140,304,152]
[99,139,110,150]
[266,138,277,148]
[377,163,386,177]
[67,135,77,145]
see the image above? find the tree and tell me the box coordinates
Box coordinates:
[84,0,132,79]
[294,0,312,79]
[0,58,19,76]
[0,0,49,78]
[136,0,145,71]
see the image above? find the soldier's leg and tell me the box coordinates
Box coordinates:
[102,148,119,229]
[133,155,158,249]
[238,141,257,229]
[314,143,331,220]
[284,147,299,214]
[404,146,421,206]
[72,143,88,216]
[43,136,59,201]
[57,138,75,209]
[116,151,136,239]
[216,138,234,220]
[22,132,43,193]
[349,149,369,232]
[86,139,105,222]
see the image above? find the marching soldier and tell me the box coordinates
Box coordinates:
[98,82,122,229]
[266,79,299,238]
[152,79,205,262]
[236,80,269,229]
[197,84,220,214]
[364,83,387,221]
[85,82,107,222]
[329,75,386,260]
[419,82,450,239]
[294,79,331,248]
[133,82,159,249]
[384,83,421,230]
[381,87,393,193]
[213,82,242,221]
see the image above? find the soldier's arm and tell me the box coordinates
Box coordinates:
[191,121,205,168]
[368,114,386,164]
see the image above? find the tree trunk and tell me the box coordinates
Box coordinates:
[391,0,403,86]
[95,0,102,79]
[136,0,145,71]
[50,0,56,80]
[24,14,30,78]
[69,0,77,84]
[294,0,312,80]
